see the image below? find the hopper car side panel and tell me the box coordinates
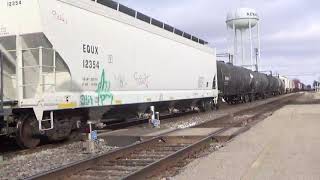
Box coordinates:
[38,0,218,110]
[279,76,294,93]
[0,0,218,113]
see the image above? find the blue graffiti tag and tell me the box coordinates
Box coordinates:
[80,95,94,106]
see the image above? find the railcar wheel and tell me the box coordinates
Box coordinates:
[212,102,219,110]
[68,130,82,142]
[199,100,212,112]
[16,115,41,148]
[250,94,255,102]
[241,95,245,103]
[244,95,250,103]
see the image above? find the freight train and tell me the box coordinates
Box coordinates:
[293,79,307,92]
[0,0,297,148]
[279,75,295,93]
[0,0,218,148]
[217,61,288,104]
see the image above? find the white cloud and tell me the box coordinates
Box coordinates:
[265,23,320,42]
[116,0,320,85]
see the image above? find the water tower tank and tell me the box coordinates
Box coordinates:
[225,8,261,72]
[226,8,259,29]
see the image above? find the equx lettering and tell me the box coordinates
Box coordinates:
[83,44,99,55]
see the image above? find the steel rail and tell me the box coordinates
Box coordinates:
[123,95,295,179]
[25,94,299,180]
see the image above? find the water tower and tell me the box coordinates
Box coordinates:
[226,8,260,71]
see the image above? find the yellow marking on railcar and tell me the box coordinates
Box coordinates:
[58,102,77,109]
[114,100,122,105]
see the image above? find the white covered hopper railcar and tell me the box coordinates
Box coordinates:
[0,0,218,147]
[279,76,294,93]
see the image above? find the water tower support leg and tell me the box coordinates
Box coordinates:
[233,22,237,65]
[240,29,244,66]
[249,20,253,71]
[257,21,261,71]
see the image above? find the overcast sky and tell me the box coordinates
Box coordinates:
[117,0,319,85]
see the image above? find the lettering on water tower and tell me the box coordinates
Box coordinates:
[247,12,257,17]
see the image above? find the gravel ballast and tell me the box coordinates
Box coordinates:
[161,94,294,129]
[0,141,117,180]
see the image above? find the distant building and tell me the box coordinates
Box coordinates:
[313,81,320,92]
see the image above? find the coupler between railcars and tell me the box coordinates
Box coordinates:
[0,114,4,131]
[199,98,217,112]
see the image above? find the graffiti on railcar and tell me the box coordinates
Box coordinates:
[133,72,151,88]
[114,73,128,89]
[198,76,205,88]
[96,69,113,105]
[80,69,113,106]
[80,95,94,106]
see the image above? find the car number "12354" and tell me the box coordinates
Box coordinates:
[7,0,22,7]
[83,60,100,69]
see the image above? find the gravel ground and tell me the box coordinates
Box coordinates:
[161,94,293,129]
[164,114,217,129]
[0,141,117,180]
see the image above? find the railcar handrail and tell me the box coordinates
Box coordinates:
[4,47,57,100]
[20,47,57,98]
[21,65,56,69]
[6,47,54,52]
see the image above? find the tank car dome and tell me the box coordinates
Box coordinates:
[226,8,259,29]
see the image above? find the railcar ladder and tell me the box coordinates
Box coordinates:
[39,111,54,131]
[19,47,57,131]
[0,50,4,129]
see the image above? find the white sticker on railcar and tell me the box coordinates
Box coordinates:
[0,25,8,36]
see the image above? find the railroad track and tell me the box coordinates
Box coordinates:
[0,93,281,158]
[1,110,197,158]
[0,98,239,158]
[27,94,299,180]
[104,111,197,130]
